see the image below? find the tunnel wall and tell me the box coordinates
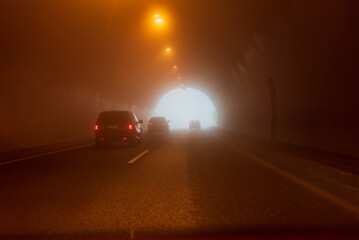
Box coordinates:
[0,80,147,152]
[222,1,359,157]
[1,1,357,157]
[0,1,153,153]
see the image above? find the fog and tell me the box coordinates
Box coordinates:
[0,0,358,156]
[154,87,217,129]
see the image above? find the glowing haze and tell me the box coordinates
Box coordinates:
[154,88,217,129]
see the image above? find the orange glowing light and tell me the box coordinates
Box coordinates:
[144,9,172,37]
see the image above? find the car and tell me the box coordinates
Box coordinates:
[189,120,201,130]
[148,117,170,135]
[94,110,143,147]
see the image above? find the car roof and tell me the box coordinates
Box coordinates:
[97,111,133,120]
[100,110,132,114]
[150,116,167,120]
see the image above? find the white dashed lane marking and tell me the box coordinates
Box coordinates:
[128,150,150,164]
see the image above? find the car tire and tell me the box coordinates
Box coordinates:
[130,136,137,147]
[95,139,104,148]
[138,136,143,145]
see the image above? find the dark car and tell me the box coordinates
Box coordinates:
[148,117,170,135]
[189,120,201,130]
[94,111,143,147]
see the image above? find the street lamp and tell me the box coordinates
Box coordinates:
[153,14,163,23]
[144,10,172,37]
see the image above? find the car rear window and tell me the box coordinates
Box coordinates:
[150,117,166,122]
[97,111,130,124]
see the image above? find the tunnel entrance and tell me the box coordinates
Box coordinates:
[154,87,217,129]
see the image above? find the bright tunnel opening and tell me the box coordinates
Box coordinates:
[154,87,217,129]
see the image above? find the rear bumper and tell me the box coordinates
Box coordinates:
[148,129,169,134]
[95,131,139,143]
[148,126,169,133]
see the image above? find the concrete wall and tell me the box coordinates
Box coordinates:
[0,80,147,151]
[0,1,150,152]
[221,0,359,157]
[1,0,358,158]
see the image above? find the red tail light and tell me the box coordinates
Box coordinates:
[148,122,152,125]
[95,125,99,130]
[128,124,133,130]
[162,122,166,124]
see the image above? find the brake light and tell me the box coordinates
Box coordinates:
[162,122,166,124]
[95,125,99,130]
[148,122,152,125]
[128,124,133,130]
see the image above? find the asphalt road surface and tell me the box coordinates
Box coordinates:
[1,130,359,238]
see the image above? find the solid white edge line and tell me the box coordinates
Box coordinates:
[128,150,150,164]
[0,143,94,166]
[214,135,359,217]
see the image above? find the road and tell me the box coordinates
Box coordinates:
[1,130,359,238]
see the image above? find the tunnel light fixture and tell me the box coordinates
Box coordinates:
[148,10,171,35]
[153,14,164,24]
